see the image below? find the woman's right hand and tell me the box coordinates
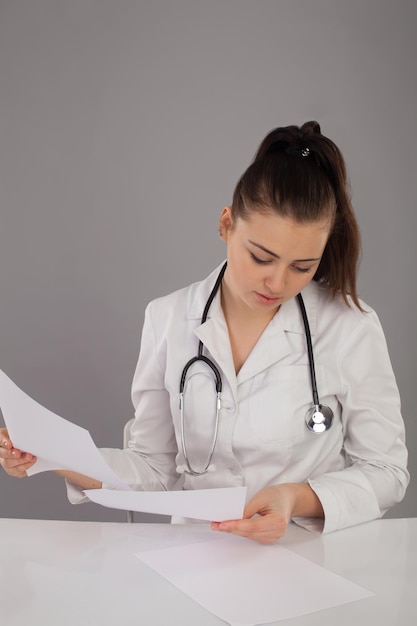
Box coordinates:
[0,427,37,477]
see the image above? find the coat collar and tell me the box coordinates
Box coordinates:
[188,263,320,388]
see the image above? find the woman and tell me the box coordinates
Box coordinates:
[0,121,409,544]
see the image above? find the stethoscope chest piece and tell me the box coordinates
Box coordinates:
[305,404,334,433]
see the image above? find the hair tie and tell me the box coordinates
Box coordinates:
[285,145,311,158]
[266,141,311,158]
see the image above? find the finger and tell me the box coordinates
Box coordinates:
[0,452,35,474]
[1,455,36,477]
[243,498,263,519]
[215,516,269,534]
[5,462,32,478]
[213,515,288,543]
[2,451,34,467]
[242,486,278,519]
[0,446,23,460]
[216,524,284,544]
[0,435,13,450]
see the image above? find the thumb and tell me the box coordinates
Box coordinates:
[243,492,265,519]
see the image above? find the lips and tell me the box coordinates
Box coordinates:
[255,292,282,304]
[260,293,278,300]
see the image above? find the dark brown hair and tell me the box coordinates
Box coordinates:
[231,121,362,308]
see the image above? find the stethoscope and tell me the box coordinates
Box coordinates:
[177,262,334,476]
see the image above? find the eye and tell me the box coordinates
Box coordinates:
[250,252,271,265]
[293,265,313,274]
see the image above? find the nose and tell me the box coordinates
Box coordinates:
[264,267,287,294]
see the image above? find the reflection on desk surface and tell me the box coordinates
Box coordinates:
[0,517,416,626]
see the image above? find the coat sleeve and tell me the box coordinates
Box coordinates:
[104,300,179,490]
[66,301,179,504]
[299,309,409,534]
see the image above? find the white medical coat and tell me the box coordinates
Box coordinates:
[68,264,409,533]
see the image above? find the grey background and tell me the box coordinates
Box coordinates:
[0,0,416,523]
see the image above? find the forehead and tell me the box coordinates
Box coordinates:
[238,211,331,235]
[235,212,331,257]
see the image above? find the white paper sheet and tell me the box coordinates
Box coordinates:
[136,533,374,626]
[0,369,129,490]
[84,486,247,521]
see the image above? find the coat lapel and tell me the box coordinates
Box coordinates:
[236,315,292,385]
[188,265,320,391]
[193,295,238,397]
[235,282,319,385]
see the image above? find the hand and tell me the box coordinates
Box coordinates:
[211,485,294,544]
[0,427,37,478]
[211,483,323,544]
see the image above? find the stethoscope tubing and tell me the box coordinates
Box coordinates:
[177,262,333,475]
[296,292,320,407]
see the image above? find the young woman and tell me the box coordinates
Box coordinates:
[0,121,409,544]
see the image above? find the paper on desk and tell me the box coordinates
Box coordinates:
[0,369,129,490]
[84,486,247,521]
[136,533,374,626]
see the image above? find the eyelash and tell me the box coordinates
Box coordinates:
[294,266,312,274]
[250,253,269,265]
[250,252,313,273]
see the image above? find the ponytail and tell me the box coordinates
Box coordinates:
[231,121,362,308]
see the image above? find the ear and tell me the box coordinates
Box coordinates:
[218,206,233,241]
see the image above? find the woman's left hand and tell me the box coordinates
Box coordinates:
[211,483,323,544]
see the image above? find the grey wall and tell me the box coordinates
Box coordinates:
[0,0,416,523]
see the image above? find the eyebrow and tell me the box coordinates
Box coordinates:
[248,240,322,263]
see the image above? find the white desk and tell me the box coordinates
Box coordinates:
[0,517,416,625]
